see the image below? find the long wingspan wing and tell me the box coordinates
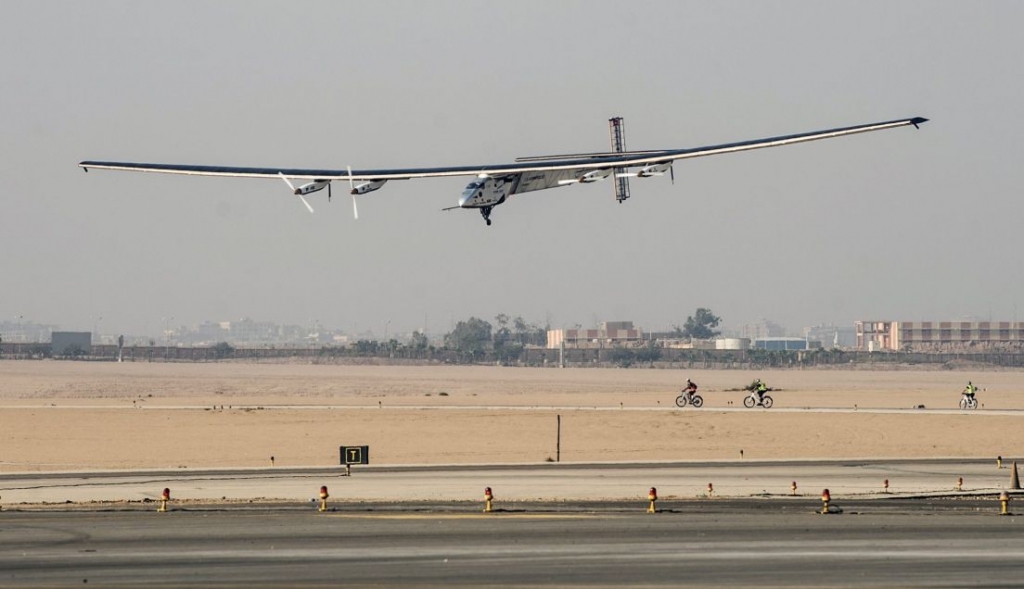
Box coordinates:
[79,116,926,182]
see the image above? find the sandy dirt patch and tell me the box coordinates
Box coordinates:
[1,361,1021,471]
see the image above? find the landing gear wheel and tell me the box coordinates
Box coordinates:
[480,206,493,226]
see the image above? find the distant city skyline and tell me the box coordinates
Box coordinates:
[0,312,986,348]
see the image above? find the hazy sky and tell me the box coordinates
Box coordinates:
[2,1,1022,338]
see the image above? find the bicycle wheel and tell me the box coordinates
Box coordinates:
[968,398,978,409]
[762,395,774,408]
[959,398,968,410]
[691,395,704,408]
[743,395,755,408]
[675,395,687,408]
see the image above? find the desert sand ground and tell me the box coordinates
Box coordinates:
[1,360,1022,471]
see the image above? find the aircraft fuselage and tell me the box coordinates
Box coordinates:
[459,176,514,209]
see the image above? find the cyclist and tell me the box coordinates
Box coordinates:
[683,379,698,403]
[963,381,978,402]
[755,379,769,405]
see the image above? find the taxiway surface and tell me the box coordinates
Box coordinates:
[2,503,1023,587]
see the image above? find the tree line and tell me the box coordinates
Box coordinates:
[442,314,548,361]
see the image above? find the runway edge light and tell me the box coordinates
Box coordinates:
[158,488,170,513]
[319,486,329,512]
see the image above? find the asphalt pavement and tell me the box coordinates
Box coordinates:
[3,460,1022,586]
[2,503,1023,587]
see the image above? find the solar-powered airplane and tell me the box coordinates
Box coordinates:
[80,116,926,226]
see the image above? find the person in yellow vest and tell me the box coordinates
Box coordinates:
[755,379,769,405]
[963,381,978,401]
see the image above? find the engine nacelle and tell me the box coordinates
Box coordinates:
[351,179,387,195]
[578,168,612,183]
[636,162,672,177]
[294,180,330,195]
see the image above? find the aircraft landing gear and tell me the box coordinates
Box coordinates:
[480,206,493,226]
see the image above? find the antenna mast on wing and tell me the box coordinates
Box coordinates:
[609,117,630,203]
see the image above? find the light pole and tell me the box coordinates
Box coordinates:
[310,319,318,354]
[163,316,174,358]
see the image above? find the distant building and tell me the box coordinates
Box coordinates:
[658,338,718,349]
[715,338,751,350]
[0,320,56,343]
[739,319,787,340]
[193,321,228,344]
[547,321,643,349]
[856,321,1024,351]
[224,318,280,344]
[51,331,91,355]
[803,324,856,349]
[753,337,820,351]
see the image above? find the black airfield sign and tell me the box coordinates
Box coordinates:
[340,446,369,465]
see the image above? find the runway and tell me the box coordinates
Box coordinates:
[2,503,1023,587]
[3,460,1023,586]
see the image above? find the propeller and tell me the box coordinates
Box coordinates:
[277,172,314,213]
[348,165,358,220]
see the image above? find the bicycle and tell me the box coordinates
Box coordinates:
[743,391,773,408]
[675,391,704,408]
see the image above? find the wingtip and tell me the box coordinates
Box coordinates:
[910,116,928,128]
